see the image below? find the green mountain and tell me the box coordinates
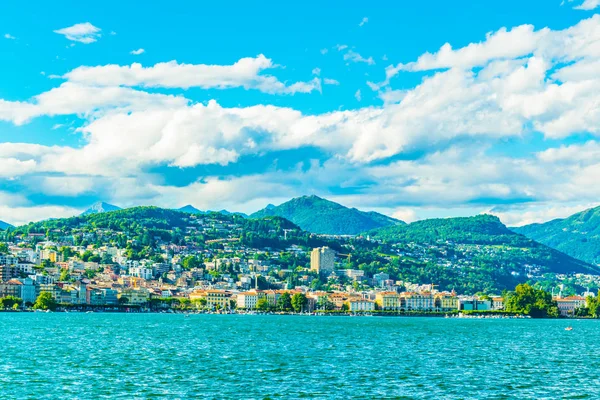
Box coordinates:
[365,214,600,293]
[513,206,600,265]
[10,206,337,252]
[250,195,403,235]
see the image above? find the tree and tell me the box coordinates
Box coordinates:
[182,256,201,270]
[256,297,270,311]
[118,296,129,305]
[317,297,335,311]
[0,296,22,309]
[277,292,292,311]
[291,293,308,313]
[33,292,57,311]
[504,283,559,318]
[585,296,600,318]
[59,269,70,282]
[0,242,8,253]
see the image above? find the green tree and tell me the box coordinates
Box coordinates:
[291,293,308,312]
[59,269,70,282]
[585,296,600,318]
[0,296,22,309]
[182,256,201,270]
[504,283,559,318]
[0,242,8,253]
[33,292,57,311]
[277,292,292,311]
[256,297,271,311]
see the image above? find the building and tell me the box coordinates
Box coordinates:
[237,291,264,309]
[376,292,401,310]
[347,299,375,312]
[310,247,336,273]
[119,288,150,306]
[101,289,119,305]
[0,279,22,298]
[189,290,230,309]
[19,278,37,304]
[434,292,459,311]
[403,292,435,311]
[491,297,504,310]
[0,265,15,282]
[458,298,491,311]
[555,296,586,317]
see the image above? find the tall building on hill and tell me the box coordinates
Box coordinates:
[310,247,336,273]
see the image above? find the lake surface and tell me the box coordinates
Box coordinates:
[1,314,598,399]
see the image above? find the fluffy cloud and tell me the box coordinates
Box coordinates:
[54,22,101,44]
[63,55,321,94]
[130,48,145,55]
[4,33,15,40]
[0,83,187,125]
[574,0,600,10]
[359,17,369,27]
[2,16,600,226]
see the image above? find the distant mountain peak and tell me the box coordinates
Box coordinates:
[81,202,122,216]
[250,195,403,235]
[177,205,204,214]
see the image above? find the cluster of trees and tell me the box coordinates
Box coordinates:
[575,296,600,318]
[0,296,22,310]
[503,283,559,318]
[255,292,308,312]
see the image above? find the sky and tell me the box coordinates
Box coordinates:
[0,0,599,226]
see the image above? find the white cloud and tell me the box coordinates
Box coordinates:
[0,203,80,226]
[354,89,361,101]
[574,0,600,9]
[0,82,187,125]
[320,48,328,55]
[130,48,145,55]
[391,208,417,223]
[336,44,348,51]
[323,78,340,85]
[344,50,375,65]
[63,55,322,94]
[312,67,321,76]
[359,17,369,27]
[1,16,600,226]
[4,33,15,40]
[54,22,101,44]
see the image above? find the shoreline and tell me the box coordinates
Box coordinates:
[0,309,539,318]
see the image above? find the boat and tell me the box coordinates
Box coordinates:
[565,326,573,331]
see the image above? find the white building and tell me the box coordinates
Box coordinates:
[310,247,336,273]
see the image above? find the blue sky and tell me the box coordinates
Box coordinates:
[0,0,599,225]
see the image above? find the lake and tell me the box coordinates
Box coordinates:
[0,314,597,399]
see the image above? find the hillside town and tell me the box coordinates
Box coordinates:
[0,220,593,317]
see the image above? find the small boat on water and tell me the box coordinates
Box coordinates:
[565,326,573,331]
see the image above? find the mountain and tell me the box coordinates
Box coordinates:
[81,202,122,216]
[250,195,404,235]
[513,206,600,265]
[367,214,600,292]
[0,220,13,230]
[177,205,205,214]
[217,210,248,218]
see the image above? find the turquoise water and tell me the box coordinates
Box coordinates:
[1,314,597,399]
